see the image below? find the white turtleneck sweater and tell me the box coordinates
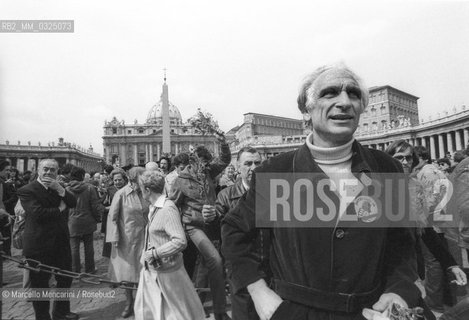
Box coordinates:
[306,133,363,220]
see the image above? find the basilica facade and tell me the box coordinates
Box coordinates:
[103,81,219,166]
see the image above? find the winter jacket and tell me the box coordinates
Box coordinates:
[222,141,421,317]
[66,180,104,237]
[169,142,231,228]
[446,157,469,249]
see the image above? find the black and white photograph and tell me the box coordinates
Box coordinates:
[1,1,469,319]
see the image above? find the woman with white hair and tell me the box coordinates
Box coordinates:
[106,166,148,318]
[134,170,204,320]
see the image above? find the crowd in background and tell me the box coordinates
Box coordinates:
[2,141,469,320]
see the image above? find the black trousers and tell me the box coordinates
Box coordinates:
[1,216,12,255]
[27,245,73,320]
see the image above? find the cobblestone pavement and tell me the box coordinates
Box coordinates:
[1,230,229,320]
[5,231,468,320]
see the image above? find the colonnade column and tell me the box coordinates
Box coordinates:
[430,136,436,160]
[438,134,445,159]
[464,129,469,148]
[134,144,138,165]
[447,133,453,155]
[149,144,153,162]
[455,130,463,150]
[23,157,29,173]
[422,137,427,148]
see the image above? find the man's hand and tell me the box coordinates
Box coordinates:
[450,266,467,286]
[202,204,216,223]
[43,177,65,195]
[214,130,226,143]
[361,309,390,320]
[0,208,13,226]
[58,200,67,212]
[362,293,407,320]
[247,279,283,320]
[143,248,155,264]
[112,241,118,248]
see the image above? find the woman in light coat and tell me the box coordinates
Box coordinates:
[134,170,205,320]
[106,166,148,318]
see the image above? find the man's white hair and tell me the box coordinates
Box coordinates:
[297,63,369,127]
[38,159,58,170]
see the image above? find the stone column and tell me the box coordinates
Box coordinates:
[447,132,454,155]
[175,143,179,155]
[430,136,436,160]
[104,144,110,164]
[464,128,469,148]
[134,144,138,165]
[119,144,126,167]
[157,144,161,160]
[421,137,427,148]
[149,144,153,162]
[23,158,29,173]
[438,134,445,159]
[10,157,18,168]
[455,129,463,150]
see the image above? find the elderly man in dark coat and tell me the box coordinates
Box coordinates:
[222,64,421,320]
[18,159,78,320]
[216,146,262,320]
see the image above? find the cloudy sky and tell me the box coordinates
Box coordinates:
[1,0,468,155]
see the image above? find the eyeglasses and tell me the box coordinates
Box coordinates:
[393,155,413,163]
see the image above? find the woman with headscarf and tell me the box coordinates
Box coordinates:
[106,166,148,318]
[134,170,204,320]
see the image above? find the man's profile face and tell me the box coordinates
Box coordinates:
[176,164,187,174]
[38,160,58,181]
[238,152,261,185]
[306,69,364,147]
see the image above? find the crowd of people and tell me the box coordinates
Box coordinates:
[2,64,469,320]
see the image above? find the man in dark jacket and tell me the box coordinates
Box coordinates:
[216,146,262,320]
[66,166,104,273]
[17,159,78,320]
[222,64,420,320]
[169,132,232,320]
[0,160,18,255]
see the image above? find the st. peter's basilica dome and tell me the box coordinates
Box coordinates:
[146,99,183,125]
